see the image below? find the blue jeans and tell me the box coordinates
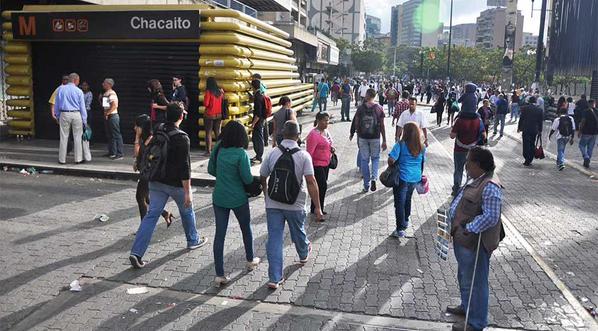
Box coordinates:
[392,180,416,231]
[493,114,506,136]
[318,96,327,112]
[387,99,396,116]
[341,96,351,120]
[454,242,491,330]
[266,208,310,283]
[510,103,520,120]
[453,152,468,193]
[131,181,200,258]
[106,113,124,156]
[579,134,597,161]
[556,137,569,166]
[213,203,254,277]
[358,138,381,189]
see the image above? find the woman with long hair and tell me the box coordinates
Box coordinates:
[387,122,425,238]
[207,120,260,286]
[306,112,333,219]
[510,90,521,122]
[204,77,225,155]
[133,114,174,227]
[147,79,169,128]
[271,96,297,146]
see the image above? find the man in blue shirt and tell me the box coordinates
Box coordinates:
[493,94,508,137]
[340,78,353,121]
[317,78,329,112]
[54,73,87,164]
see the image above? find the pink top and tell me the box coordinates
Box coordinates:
[306,128,333,167]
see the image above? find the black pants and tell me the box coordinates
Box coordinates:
[436,110,444,126]
[522,132,537,164]
[136,179,169,221]
[311,166,329,213]
[426,93,432,104]
[252,120,265,161]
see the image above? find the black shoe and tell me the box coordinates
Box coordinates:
[523,162,531,167]
[446,305,466,316]
[370,181,377,192]
[129,255,145,269]
[583,158,590,168]
[110,155,124,160]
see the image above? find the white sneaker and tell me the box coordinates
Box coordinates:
[246,257,261,271]
[214,276,231,287]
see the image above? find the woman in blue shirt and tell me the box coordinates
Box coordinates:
[388,122,425,238]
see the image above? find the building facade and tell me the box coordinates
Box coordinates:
[439,23,477,47]
[392,0,440,48]
[307,0,366,43]
[475,7,524,50]
[523,32,538,48]
[390,5,401,47]
[365,14,381,38]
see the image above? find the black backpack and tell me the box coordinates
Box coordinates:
[139,125,185,182]
[558,116,573,137]
[357,104,380,139]
[267,146,301,204]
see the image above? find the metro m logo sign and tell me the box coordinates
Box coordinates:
[18,16,36,36]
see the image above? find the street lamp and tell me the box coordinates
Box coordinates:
[446,0,454,82]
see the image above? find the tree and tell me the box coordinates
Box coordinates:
[351,39,385,74]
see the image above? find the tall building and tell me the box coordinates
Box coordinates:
[523,32,538,48]
[365,14,381,38]
[475,7,524,50]
[439,23,477,47]
[308,0,366,43]
[392,0,441,48]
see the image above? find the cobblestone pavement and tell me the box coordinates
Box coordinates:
[1,102,597,330]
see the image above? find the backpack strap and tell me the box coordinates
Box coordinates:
[278,145,301,154]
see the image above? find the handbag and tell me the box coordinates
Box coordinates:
[328,152,338,169]
[415,175,429,194]
[379,165,395,188]
[82,126,92,141]
[534,135,545,159]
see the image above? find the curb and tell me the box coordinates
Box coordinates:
[502,131,597,178]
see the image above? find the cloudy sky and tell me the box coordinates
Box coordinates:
[366,0,542,35]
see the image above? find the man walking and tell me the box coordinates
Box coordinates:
[393,91,411,127]
[358,80,369,105]
[350,89,387,193]
[518,96,544,166]
[450,112,485,196]
[129,103,208,269]
[385,83,399,117]
[396,96,429,145]
[260,121,323,289]
[251,79,267,164]
[548,108,575,171]
[317,78,330,112]
[54,73,87,164]
[492,94,508,137]
[447,147,504,331]
[578,99,598,168]
[101,78,123,160]
[340,78,353,121]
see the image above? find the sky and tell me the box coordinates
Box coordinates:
[366,0,542,35]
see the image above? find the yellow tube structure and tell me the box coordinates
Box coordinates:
[199,57,298,71]
[7,110,33,119]
[6,76,32,86]
[6,98,32,107]
[199,45,296,64]
[199,9,289,39]
[199,33,294,56]
[200,22,292,48]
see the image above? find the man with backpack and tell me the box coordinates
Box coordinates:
[577,99,597,168]
[350,89,388,193]
[260,121,323,289]
[549,108,575,171]
[129,103,208,269]
[251,79,269,165]
[450,112,486,196]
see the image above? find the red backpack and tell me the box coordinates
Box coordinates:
[264,95,273,118]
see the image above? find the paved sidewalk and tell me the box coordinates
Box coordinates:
[0,101,596,330]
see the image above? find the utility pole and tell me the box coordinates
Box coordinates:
[501,0,518,91]
[446,0,454,82]
[533,0,548,89]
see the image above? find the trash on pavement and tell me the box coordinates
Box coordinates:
[2,166,8,171]
[126,287,150,295]
[129,308,138,313]
[69,280,82,292]
[221,300,228,306]
[566,271,575,276]
[585,306,596,318]
[19,169,29,176]
[26,167,37,175]
[40,170,54,174]
[580,297,589,303]
[166,303,176,308]
[95,214,110,222]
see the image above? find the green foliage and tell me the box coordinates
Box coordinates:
[351,38,385,74]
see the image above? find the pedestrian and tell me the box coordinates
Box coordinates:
[203,77,224,155]
[574,94,589,129]
[331,80,340,106]
[81,81,93,124]
[388,122,425,238]
[378,85,386,107]
[535,93,545,113]
[450,112,485,196]
[353,80,360,107]
[317,78,329,112]
[350,88,388,193]
[566,97,575,116]
[133,114,173,226]
[425,83,433,104]
[54,73,87,165]
[396,96,429,146]
[385,83,399,117]
[49,75,69,121]
[577,99,598,168]
[492,94,508,137]
[208,120,260,286]
[340,78,353,121]
[147,79,169,131]
[489,90,499,108]
[393,91,410,127]
[251,79,267,164]
[252,73,267,94]
[100,78,123,160]
[433,89,446,127]
[447,89,458,126]
[171,74,189,115]
[358,80,369,105]
[548,108,575,171]
[260,121,324,289]
[306,112,333,219]
[477,99,493,145]
[556,96,568,115]
[129,103,208,269]
[271,96,297,146]
[518,96,544,166]
[447,146,504,331]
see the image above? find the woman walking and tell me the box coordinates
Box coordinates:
[433,89,446,126]
[388,122,425,238]
[133,114,173,226]
[147,79,169,129]
[306,112,334,219]
[271,96,297,146]
[208,121,260,286]
[204,77,225,155]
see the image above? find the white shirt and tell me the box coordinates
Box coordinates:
[551,115,576,140]
[536,97,545,110]
[489,95,499,106]
[358,84,369,98]
[396,82,402,93]
[396,109,429,129]
[567,103,575,115]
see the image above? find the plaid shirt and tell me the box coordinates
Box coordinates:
[449,180,502,234]
[393,99,410,119]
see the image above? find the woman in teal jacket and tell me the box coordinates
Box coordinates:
[208,121,260,286]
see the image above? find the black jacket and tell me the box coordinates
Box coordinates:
[157,123,191,187]
[253,91,266,120]
[518,104,544,135]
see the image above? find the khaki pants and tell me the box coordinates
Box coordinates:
[59,111,83,163]
[82,140,92,162]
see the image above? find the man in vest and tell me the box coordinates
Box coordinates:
[447,147,504,331]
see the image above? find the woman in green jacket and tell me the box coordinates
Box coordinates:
[208,121,260,286]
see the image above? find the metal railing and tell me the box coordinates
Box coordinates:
[209,0,257,18]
